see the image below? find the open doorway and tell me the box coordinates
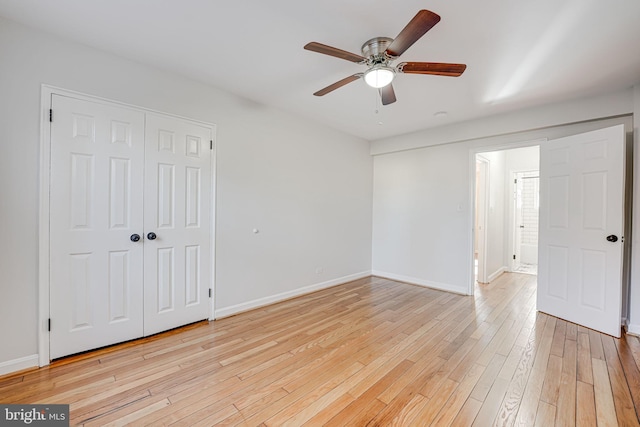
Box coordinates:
[473,145,540,285]
[469,124,628,337]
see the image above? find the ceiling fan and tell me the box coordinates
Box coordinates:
[304,9,466,105]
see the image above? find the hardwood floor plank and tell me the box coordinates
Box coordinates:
[469,354,507,402]
[589,328,606,361]
[576,380,597,427]
[407,378,459,426]
[1,274,638,426]
[82,395,170,426]
[615,335,640,421]
[368,362,444,425]
[577,330,594,385]
[592,358,619,427]
[322,360,414,426]
[326,397,386,427]
[241,337,405,424]
[71,389,151,425]
[565,321,578,341]
[264,361,366,426]
[495,302,536,357]
[513,315,556,426]
[551,319,567,357]
[0,373,25,389]
[540,354,562,404]
[473,318,543,425]
[555,338,577,427]
[430,363,486,426]
[626,334,640,371]
[383,393,431,426]
[602,335,640,426]
[451,397,482,427]
[471,377,510,427]
[534,400,556,427]
[143,379,245,426]
[455,319,511,377]
[494,313,551,426]
[300,392,356,426]
[377,342,447,405]
[170,403,239,427]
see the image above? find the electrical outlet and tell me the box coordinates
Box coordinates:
[315,267,324,275]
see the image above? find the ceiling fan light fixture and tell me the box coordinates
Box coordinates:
[364,66,395,88]
[305,10,466,104]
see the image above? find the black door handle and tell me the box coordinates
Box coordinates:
[130,234,140,242]
[606,234,618,243]
[147,232,157,240]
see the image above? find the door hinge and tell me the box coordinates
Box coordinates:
[49,109,53,122]
[208,289,212,298]
[514,178,517,184]
[210,140,213,150]
[513,254,516,260]
[48,318,51,332]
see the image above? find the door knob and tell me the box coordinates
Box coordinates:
[147,232,157,240]
[606,234,618,243]
[130,234,140,242]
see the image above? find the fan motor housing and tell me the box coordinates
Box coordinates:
[361,37,393,59]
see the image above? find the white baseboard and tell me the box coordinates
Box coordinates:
[0,354,38,377]
[214,271,371,319]
[626,322,640,337]
[371,270,469,295]
[488,266,508,283]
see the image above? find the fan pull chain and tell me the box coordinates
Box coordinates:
[375,89,383,125]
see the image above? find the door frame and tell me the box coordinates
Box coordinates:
[38,85,217,366]
[468,138,546,294]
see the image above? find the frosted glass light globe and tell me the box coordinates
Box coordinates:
[364,67,394,88]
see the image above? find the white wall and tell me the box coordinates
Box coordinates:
[505,146,540,173]
[0,17,373,373]
[372,96,634,296]
[372,142,472,294]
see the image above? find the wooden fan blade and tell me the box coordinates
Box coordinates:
[385,10,441,57]
[304,42,366,63]
[379,84,397,105]
[398,62,467,77]
[313,74,362,96]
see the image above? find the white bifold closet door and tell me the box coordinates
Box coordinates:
[49,94,211,359]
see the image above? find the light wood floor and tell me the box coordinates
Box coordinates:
[2,274,640,426]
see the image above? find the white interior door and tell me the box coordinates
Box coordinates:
[143,114,212,336]
[538,125,625,337]
[50,95,145,358]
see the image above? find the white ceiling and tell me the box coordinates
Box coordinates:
[1,0,639,140]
